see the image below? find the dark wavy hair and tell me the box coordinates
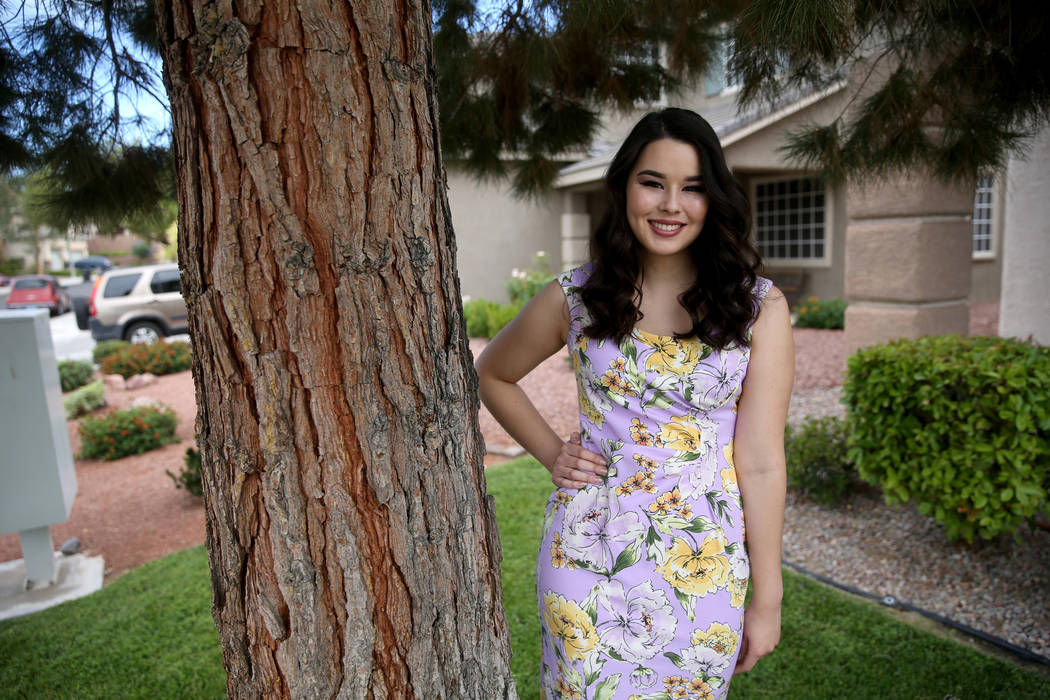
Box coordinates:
[579,108,762,349]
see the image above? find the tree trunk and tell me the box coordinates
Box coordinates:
[156,2,516,697]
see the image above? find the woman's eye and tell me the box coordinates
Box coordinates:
[640,180,663,189]
[685,184,706,193]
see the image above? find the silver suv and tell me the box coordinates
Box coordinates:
[76,263,188,344]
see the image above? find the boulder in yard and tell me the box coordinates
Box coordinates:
[103,374,126,391]
[125,373,157,390]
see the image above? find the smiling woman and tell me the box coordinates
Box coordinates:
[476,108,794,699]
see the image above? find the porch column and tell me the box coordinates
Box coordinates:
[560,192,591,270]
[844,174,974,357]
[999,126,1050,345]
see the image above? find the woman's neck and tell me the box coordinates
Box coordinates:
[637,251,696,293]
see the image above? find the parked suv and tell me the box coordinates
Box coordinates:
[77,263,187,343]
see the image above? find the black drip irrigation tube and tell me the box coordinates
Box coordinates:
[781,558,1050,668]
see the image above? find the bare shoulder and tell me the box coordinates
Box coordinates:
[754,284,791,333]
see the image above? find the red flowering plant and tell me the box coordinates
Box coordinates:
[78,405,179,460]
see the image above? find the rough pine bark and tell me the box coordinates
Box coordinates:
[156,2,516,697]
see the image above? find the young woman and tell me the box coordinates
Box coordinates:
[476,108,793,699]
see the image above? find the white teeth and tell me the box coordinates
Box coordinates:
[651,221,683,232]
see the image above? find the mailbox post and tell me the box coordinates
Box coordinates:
[0,310,78,588]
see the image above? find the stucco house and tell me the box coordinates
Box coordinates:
[446,52,1049,347]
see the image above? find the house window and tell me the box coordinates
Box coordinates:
[619,42,665,105]
[753,176,828,264]
[972,175,995,258]
[705,38,741,96]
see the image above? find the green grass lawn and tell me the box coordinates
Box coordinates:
[1,455,1047,698]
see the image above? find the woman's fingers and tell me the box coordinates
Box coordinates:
[552,434,608,488]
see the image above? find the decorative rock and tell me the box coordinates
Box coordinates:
[60,537,81,555]
[103,374,126,391]
[125,373,157,390]
[131,396,160,409]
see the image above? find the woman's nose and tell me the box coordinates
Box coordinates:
[660,189,681,213]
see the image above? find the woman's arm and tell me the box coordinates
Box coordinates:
[475,279,606,487]
[732,286,794,673]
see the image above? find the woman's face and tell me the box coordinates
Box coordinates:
[625,138,709,262]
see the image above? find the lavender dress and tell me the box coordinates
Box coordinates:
[536,265,771,700]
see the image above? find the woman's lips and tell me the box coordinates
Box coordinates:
[649,220,685,237]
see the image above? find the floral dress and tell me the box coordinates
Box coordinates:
[537,265,771,700]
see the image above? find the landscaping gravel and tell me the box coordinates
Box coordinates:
[475,312,1050,664]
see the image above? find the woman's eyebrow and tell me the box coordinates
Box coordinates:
[636,169,703,182]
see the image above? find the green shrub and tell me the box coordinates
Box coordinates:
[166,447,203,497]
[794,296,848,329]
[58,360,95,392]
[64,380,106,419]
[0,258,25,276]
[505,251,554,307]
[49,268,72,277]
[93,339,130,364]
[99,341,192,378]
[463,298,521,339]
[78,405,179,460]
[844,334,1050,542]
[131,241,151,259]
[785,416,855,505]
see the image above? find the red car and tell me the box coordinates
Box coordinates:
[5,274,72,316]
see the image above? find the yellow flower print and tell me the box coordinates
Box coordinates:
[679,504,693,518]
[656,535,731,597]
[633,453,658,474]
[579,389,605,428]
[645,336,703,376]
[640,480,657,494]
[630,418,660,446]
[659,415,707,452]
[609,357,627,372]
[601,370,637,397]
[729,576,747,608]
[663,487,683,510]
[551,532,569,568]
[720,466,738,492]
[556,661,583,698]
[688,678,714,699]
[649,498,672,515]
[663,675,688,692]
[617,470,650,497]
[543,592,599,661]
[555,491,573,505]
[691,621,740,656]
[723,440,735,468]
[551,548,567,567]
[556,676,582,699]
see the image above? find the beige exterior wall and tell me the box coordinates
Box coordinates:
[446,166,563,303]
[843,173,974,356]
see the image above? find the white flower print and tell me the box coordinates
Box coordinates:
[728,545,749,580]
[561,487,645,571]
[681,642,732,676]
[688,351,746,412]
[594,580,677,663]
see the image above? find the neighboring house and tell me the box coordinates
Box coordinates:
[447,47,1048,345]
[2,216,91,273]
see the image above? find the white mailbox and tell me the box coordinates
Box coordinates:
[0,310,78,587]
